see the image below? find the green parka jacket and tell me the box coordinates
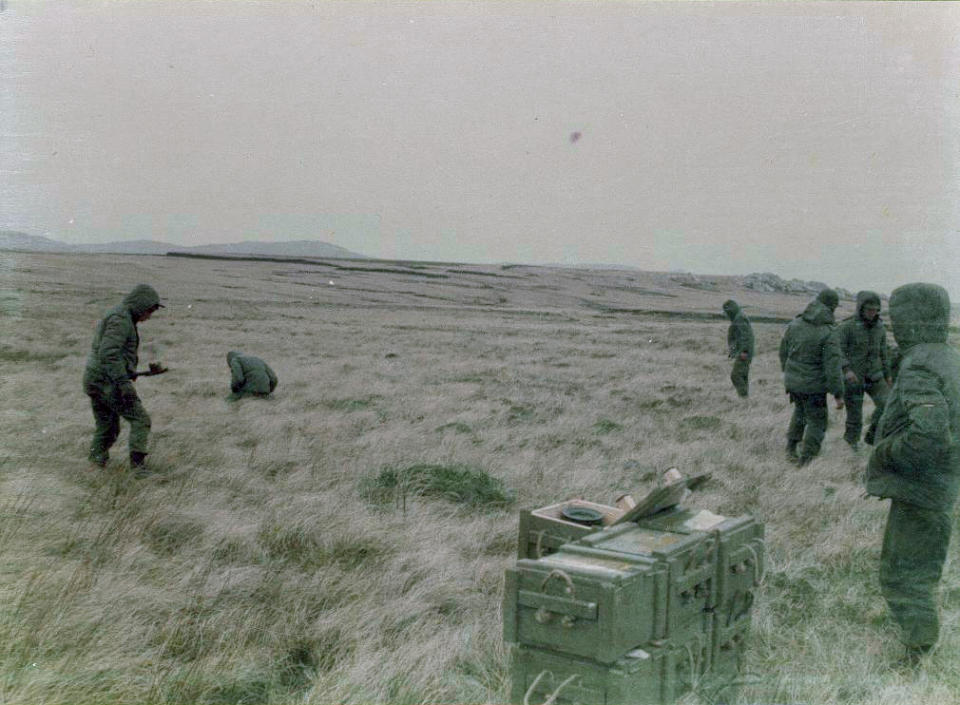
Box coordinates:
[778,300,844,396]
[836,290,891,383]
[723,300,755,361]
[227,351,278,395]
[83,285,162,396]
[866,284,960,511]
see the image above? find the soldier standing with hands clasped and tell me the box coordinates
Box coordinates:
[866,283,960,668]
[836,291,892,450]
[779,288,845,466]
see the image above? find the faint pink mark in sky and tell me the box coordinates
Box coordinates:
[569,131,582,143]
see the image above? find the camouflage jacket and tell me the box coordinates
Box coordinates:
[83,285,161,394]
[723,300,755,361]
[778,300,844,396]
[227,351,278,395]
[867,284,960,511]
[835,290,891,383]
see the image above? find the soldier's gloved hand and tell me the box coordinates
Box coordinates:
[844,370,859,384]
[739,352,749,361]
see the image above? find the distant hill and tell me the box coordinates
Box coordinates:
[0,231,368,259]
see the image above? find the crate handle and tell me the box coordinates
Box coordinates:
[540,569,575,596]
[524,670,580,705]
[745,541,765,587]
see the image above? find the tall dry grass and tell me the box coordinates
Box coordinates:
[1,251,959,704]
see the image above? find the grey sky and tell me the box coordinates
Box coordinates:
[3,1,959,297]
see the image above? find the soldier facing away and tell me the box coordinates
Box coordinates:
[82,284,164,474]
[722,299,754,398]
[835,290,892,450]
[866,283,960,667]
[778,288,845,466]
[227,351,278,398]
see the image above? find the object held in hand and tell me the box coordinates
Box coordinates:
[132,363,169,379]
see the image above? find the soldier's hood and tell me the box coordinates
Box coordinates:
[122,284,162,318]
[856,290,882,321]
[800,300,835,326]
[722,299,740,321]
[889,283,950,349]
[227,351,241,364]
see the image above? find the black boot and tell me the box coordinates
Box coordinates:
[130,451,149,478]
[88,452,108,468]
[785,440,800,462]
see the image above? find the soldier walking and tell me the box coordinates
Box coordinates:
[836,291,892,450]
[723,299,754,398]
[82,284,164,474]
[866,283,960,667]
[226,351,278,398]
[778,288,845,466]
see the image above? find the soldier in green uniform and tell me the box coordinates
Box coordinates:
[82,284,164,473]
[226,351,278,398]
[866,283,960,666]
[779,289,845,466]
[722,299,754,397]
[836,291,892,450]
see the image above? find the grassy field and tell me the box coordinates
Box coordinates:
[1,251,959,704]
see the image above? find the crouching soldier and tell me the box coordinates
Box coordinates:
[779,288,845,466]
[836,291,892,450]
[866,283,960,667]
[723,299,754,397]
[227,351,278,398]
[83,284,164,474]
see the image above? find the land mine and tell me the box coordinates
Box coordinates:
[2,251,960,704]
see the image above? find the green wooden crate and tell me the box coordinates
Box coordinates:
[503,544,668,664]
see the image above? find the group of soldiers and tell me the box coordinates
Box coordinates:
[725,283,960,667]
[83,280,958,670]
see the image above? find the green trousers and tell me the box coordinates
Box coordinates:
[880,499,952,649]
[86,386,151,461]
[843,378,889,445]
[730,359,750,397]
[787,392,827,461]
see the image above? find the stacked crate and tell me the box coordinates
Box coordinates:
[504,502,763,705]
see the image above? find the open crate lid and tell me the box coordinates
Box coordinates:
[610,473,711,525]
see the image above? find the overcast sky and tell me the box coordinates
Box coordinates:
[3,1,959,297]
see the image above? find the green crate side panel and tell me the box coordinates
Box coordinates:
[510,636,710,705]
[503,552,665,664]
[510,644,668,705]
[703,613,750,700]
[635,509,765,611]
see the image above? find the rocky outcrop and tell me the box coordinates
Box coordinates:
[743,272,854,300]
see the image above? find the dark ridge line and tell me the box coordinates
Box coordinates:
[584,302,792,324]
[165,251,450,279]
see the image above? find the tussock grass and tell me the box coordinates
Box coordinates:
[361,463,515,510]
[1,253,960,703]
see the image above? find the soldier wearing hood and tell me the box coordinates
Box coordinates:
[82,284,164,473]
[836,291,892,450]
[866,283,960,666]
[778,288,845,466]
[227,351,278,398]
[722,299,754,397]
